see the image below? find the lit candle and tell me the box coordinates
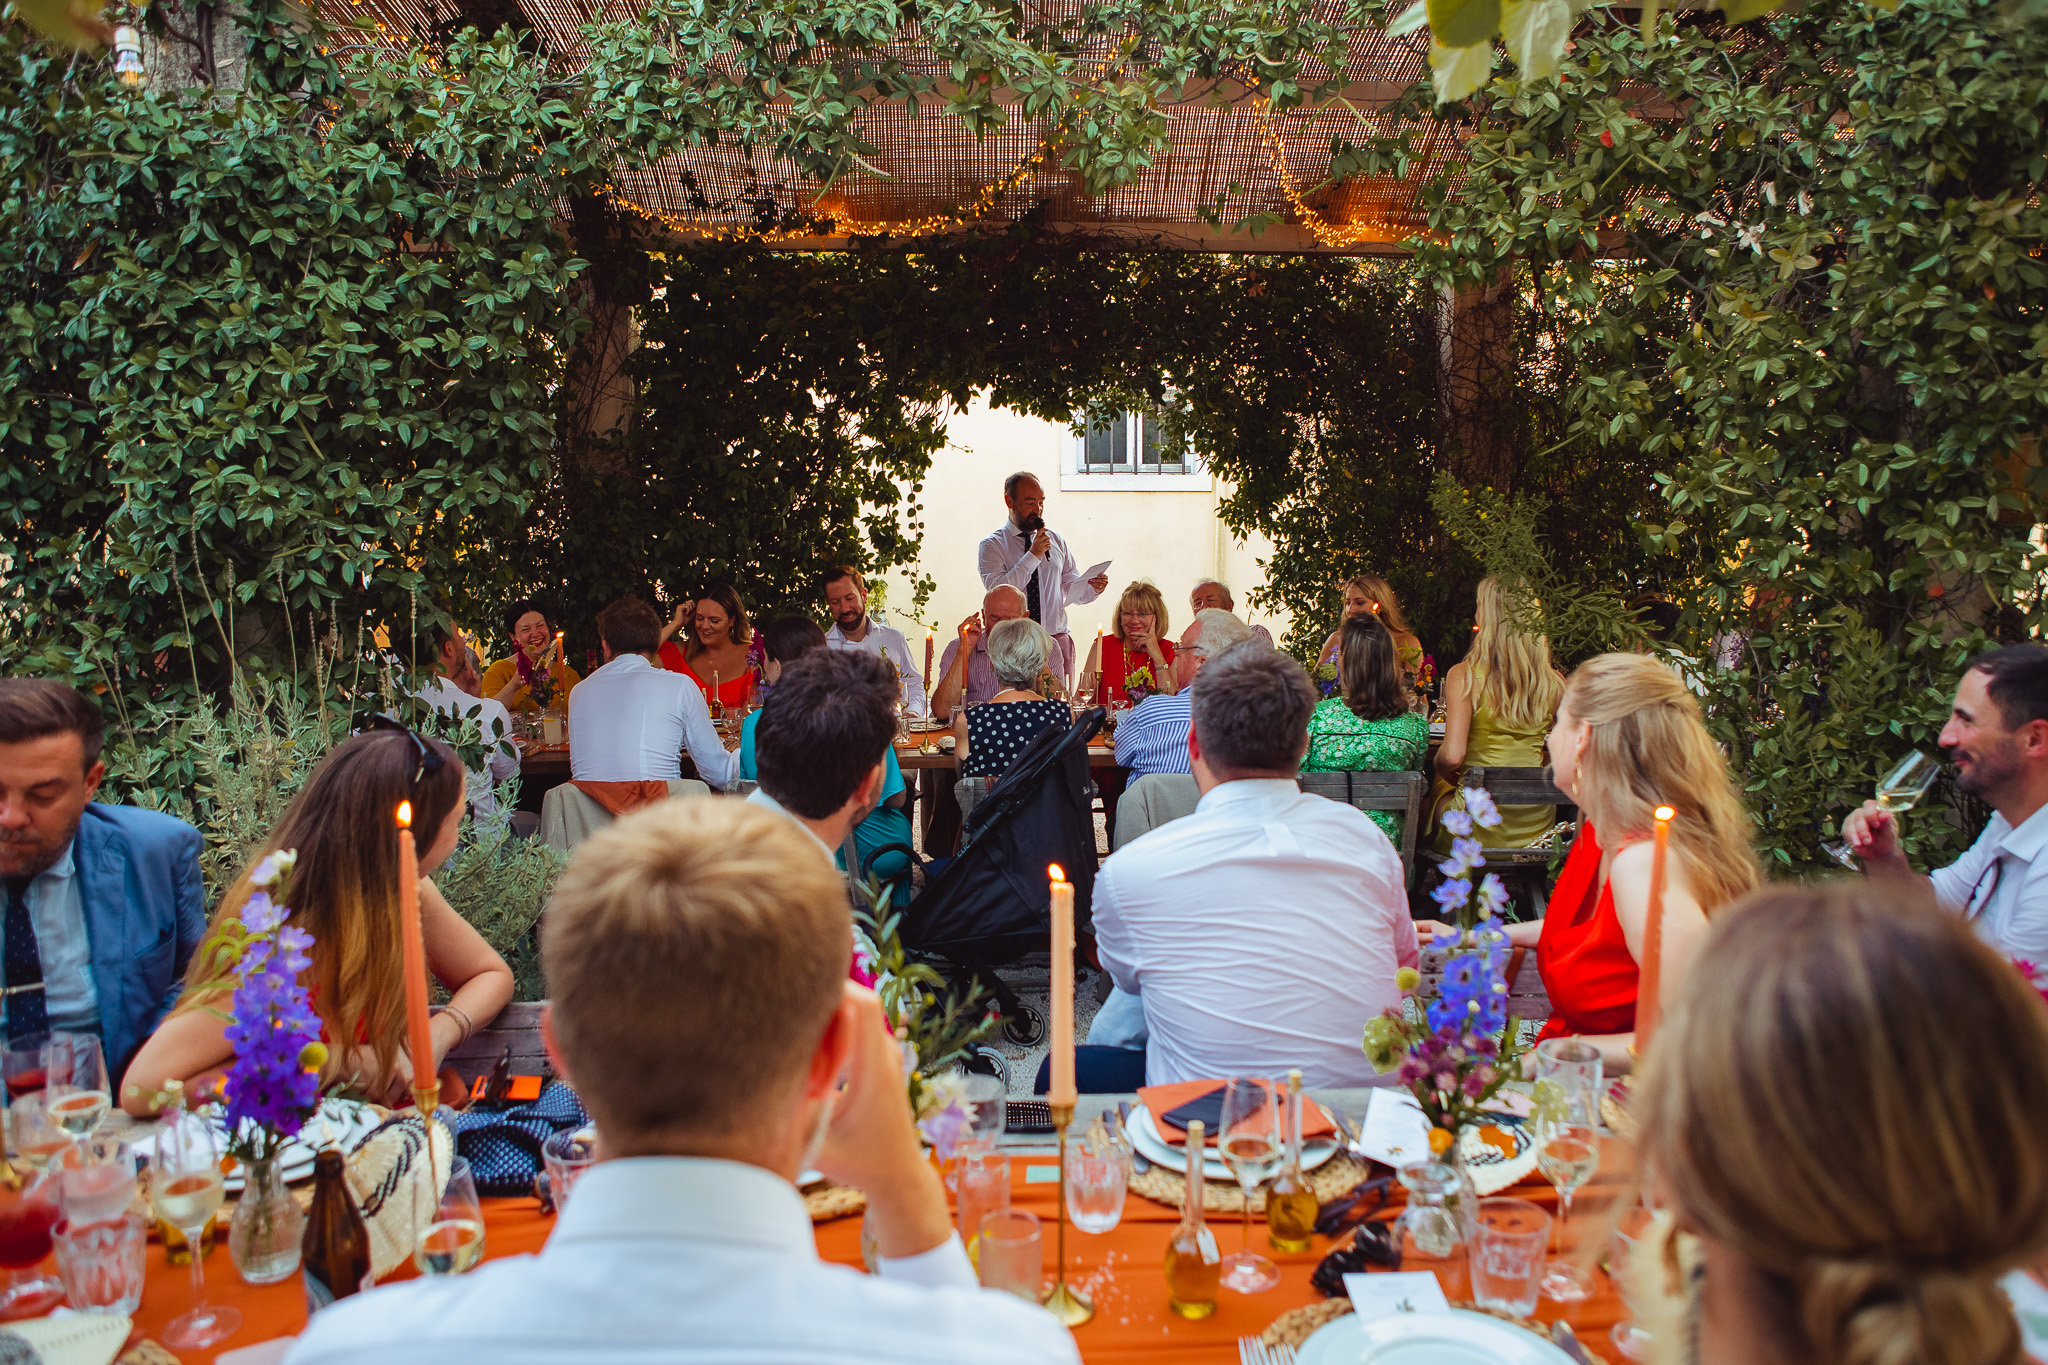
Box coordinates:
[1636,805,1676,1055]
[1048,864,1076,1108]
[396,802,436,1104]
[551,630,563,666]
[923,627,935,691]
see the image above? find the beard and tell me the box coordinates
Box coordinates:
[834,607,865,631]
[0,824,74,881]
[1954,737,2022,798]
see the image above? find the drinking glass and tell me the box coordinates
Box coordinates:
[415,1156,486,1275]
[1218,1077,1282,1294]
[8,1093,74,1172]
[1531,1039,1603,1302]
[958,1075,1007,1160]
[0,1174,64,1319]
[1393,1161,1469,1296]
[1609,1204,1665,1361]
[542,1128,598,1210]
[1824,749,1943,868]
[1470,1198,1550,1318]
[43,1035,110,1141]
[955,1151,1010,1265]
[150,1113,239,1349]
[53,1137,135,1225]
[1064,1124,1129,1234]
[54,1212,146,1315]
[976,1209,1042,1301]
[1,1034,49,1104]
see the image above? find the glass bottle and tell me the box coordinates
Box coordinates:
[302,1149,373,1314]
[1266,1069,1318,1254]
[1164,1120,1221,1319]
[153,1082,217,1266]
[1394,1160,1470,1299]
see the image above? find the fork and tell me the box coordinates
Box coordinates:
[1236,1337,1270,1365]
[1270,1346,1298,1365]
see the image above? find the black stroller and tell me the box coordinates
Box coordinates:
[863,706,1105,1044]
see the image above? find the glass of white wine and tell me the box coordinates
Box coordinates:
[1217,1077,1282,1294]
[1825,749,1943,868]
[42,1034,110,1141]
[151,1109,240,1349]
[1531,1039,1603,1302]
[416,1156,486,1275]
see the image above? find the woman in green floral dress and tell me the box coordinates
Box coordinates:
[1304,614,1430,843]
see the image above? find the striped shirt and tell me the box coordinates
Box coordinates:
[1112,691,1193,776]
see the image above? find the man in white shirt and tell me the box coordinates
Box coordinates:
[976,472,1108,689]
[288,797,1078,1365]
[1092,641,1419,1089]
[823,565,929,715]
[568,597,737,789]
[1843,644,2048,963]
[413,628,519,821]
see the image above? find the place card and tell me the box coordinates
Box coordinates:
[1343,1271,1451,1323]
[1025,1165,1060,1184]
[1357,1089,1434,1167]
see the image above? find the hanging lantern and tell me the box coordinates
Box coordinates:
[113,25,145,86]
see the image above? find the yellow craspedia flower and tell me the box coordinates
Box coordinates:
[299,1041,329,1071]
[1428,1126,1455,1156]
[1395,966,1420,993]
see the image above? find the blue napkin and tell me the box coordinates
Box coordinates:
[449,1081,590,1197]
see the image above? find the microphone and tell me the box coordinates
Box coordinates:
[1021,514,1046,534]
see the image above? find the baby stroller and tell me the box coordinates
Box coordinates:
[863,706,1105,1045]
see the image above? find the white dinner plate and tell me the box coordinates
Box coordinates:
[216,1097,382,1190]
[1126,1101,1338,1184]
[1298,1308,1575,1365]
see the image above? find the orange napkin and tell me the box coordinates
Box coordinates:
[1137,1080,1338,1146]
[571,779,672,817]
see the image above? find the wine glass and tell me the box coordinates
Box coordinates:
[1217,1077,1282,1294]
[0,1172,64,1319]
[1823,749,1942,868]
[43,1034,110,1140]
[151,1110,240,1349]
[1530,1039,1603,1302]
[1,1035,48,1101]
[8,1093,74,1173]
[415,1156,486,1275]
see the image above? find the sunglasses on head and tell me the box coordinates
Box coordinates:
[360,714,448,794]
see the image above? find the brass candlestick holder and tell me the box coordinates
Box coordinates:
[414,1081,444,1239]
[1041,1101,1095,1327]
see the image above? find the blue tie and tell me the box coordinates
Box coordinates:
[3,878,48,1042]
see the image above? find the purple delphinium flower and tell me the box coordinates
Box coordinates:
[221,918,323,1156]
[1441,809,1474,839]
[1464,787,1501,828]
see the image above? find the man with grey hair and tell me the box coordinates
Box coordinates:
[930,584,1028,720]
[1111,608,1254,777]
[1090,642,1417,1087]
[1189,579,1274,647]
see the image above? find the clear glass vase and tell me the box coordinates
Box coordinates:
[227,1158,304,1285]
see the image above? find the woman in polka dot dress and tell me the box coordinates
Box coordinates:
[955,617,1073,781]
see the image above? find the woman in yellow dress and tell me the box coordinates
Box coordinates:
[479,599,581,712]
[1430,577,1563,851]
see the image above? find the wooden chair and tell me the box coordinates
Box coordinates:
[1415,943,1553,1024]
[1421,766,1576,916]
[1297,770,1426,886]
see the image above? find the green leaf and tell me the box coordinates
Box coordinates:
[1501,0,1572,79]
[1428,0,1503,50]
[1386,1,1431,35]
[1430,40,1497,103]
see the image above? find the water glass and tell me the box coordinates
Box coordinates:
[976,1209,1042,1301]
[53,1138,135,1225]
[1063,1130,1128,1234]
[955,1151,1010,1261]
[43,1034,110,1140]
[1,1034,50,1105]
[1608,1204,1665,1361]
[1471,1198,1551,1318]
[9,1093,74,1172]
[542,1129,598,1210]
[54,1213,146,1315]
[959,1075,1007,1158]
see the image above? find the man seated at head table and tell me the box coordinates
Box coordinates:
[1188,579,1274,647]
[929,584,1028,722]
[0,680,209,1086]
[1110,608,1255,777]
[1086,642,1418,1089]
[287,796,1081,1365]
[568,597,737,790]
[823,565,928,716]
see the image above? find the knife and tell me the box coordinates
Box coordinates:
[1551,1320,1596,1364]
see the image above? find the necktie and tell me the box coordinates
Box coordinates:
[2,878,47,1042]
[1020,530,1042,624]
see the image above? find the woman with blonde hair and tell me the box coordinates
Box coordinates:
[120,728,514,1113]
[1431,577,1565,851]
[1425,652,1757,1069]
[1318,574,1424,683]
[1636,881,2048,1365]
[1079,580,1177,704]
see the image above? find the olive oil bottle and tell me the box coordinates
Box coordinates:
[1266,1069,1319,1253]
[1164,1120,1222,1318]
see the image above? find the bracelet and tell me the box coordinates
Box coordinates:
[434,1004,475,1046]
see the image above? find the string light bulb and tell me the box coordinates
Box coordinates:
[113,24,145,87]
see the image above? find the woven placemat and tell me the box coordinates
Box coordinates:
[1261,1298,1610,1361]
[1602,1089,1639,1143]
[1129,1153,1376,1212]
[804,1181,867,1223]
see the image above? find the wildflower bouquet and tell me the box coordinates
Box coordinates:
[1124,664,1159,703]
[1312,660,1341,699]
[1362,790,1525,1150]
[516,644,559,710]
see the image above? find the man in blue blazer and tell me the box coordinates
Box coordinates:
[0,680,208,1084]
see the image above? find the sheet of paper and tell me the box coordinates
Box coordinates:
[1359,1088,1434,1168]
[1079,559,1112,583]
[1344,1271,1451,1323]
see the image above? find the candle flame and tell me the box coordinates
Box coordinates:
[396,800,413,829]
[1048,863,1066,883]
[1655,805,1676,821]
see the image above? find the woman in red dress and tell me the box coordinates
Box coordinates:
[658,583,758,711]
[1422,653,1758,1070]
[1078,581,1178,705]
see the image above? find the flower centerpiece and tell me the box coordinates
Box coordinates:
[517,641,559,711]
[1312,659,1341,699]
[1123,663,1159,704]
[198,851,330,1284]
[1362,790,1525,1209]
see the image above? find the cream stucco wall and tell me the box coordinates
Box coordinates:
[874,394,1291,671]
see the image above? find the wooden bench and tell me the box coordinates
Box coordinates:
[1298,770,1426,886]
[1416,943,1552,1023]
[1421,766,1576,916]
[445,1001,547,1086]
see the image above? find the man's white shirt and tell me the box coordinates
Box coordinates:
[415,676,519,819]
[286,1157,1079,1365]
[567,654,737,788]
[826,620,930,714]
[1092,778,1418,1088]
[1927,801,2048,964]
[976,520,1102,640]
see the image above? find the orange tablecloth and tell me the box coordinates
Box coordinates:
[122,1140,1630,1363]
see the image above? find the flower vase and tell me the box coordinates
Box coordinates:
[1444,1133,1482,1244]
[228,1158,304,1284]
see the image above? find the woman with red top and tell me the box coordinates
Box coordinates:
[1078,580,1178,705]
[1421,653,1757,1071]
[658,583,759,711]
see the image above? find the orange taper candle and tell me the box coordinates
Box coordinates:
[1636,805,1676,1055]
[396,801,436,1099]
[1048,864,1076,1109]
